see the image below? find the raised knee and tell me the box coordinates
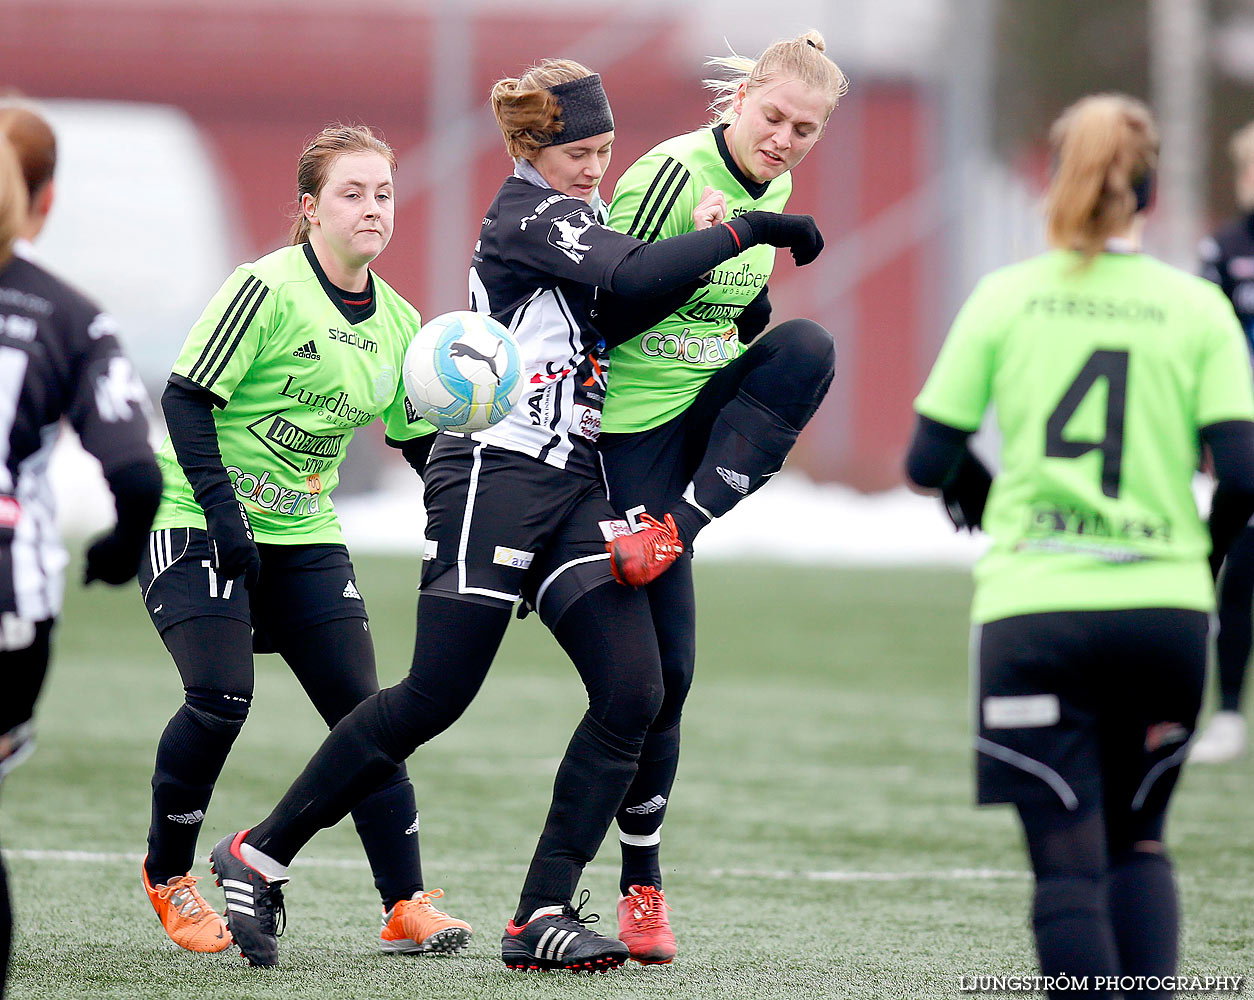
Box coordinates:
[773,318,835,372]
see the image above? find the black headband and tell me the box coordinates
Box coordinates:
[543,75,614,146]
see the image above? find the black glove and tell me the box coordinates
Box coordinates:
[83,529,145,585]
[738,211,825,266]
[941,450,993,533]
[203,499,261,589]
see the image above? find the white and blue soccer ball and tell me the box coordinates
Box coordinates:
[402,311,523,433]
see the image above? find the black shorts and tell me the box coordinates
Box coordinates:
[138,529,369,641]
[419,441,625,627]
[974,608,1207,815]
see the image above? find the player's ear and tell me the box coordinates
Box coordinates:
[301,192,318,225]
[35,178,55,220]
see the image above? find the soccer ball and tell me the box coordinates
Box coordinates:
[402,311,523,433]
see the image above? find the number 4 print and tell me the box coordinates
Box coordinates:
[200,560,235,599]
[1044,349,1129,498]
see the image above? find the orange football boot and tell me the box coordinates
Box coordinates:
[380,888,472,955]
[142,858,233,953]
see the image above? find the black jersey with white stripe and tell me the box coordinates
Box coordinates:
[1200,212,1254,349]
[0,247,154,618]
[463,175,638,478]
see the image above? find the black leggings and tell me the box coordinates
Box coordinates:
[248,583,663,912]
[0,618,54,1000]
[147,614,420,905]
[1215,524,1254,712]
[1016,800,1177,999]
[600,319,835,841]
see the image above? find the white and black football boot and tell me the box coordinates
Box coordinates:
[501,889,629,972]
[209,830,286,967]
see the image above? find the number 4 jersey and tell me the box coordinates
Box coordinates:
[915,248,1254,623]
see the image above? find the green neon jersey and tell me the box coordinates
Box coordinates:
[152,243,434,545]
[916,249,1254,622]
[601,126,791,432]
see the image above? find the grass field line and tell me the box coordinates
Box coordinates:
[2,848,1030,883]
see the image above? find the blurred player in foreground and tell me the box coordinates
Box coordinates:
[907,95,1254,998]
[0,105,161,999]
[1193,120,1254,763]
[597,31,843,963]
[207,58,822,972]
[135,124,461,960]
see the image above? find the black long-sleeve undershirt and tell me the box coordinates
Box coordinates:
[161,378,235,512]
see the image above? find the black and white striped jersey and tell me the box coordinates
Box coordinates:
[460,175,637,479]
[0,246,154,619]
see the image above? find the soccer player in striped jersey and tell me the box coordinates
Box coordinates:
[595,32,846,963]
[135,125,470,960]
[1192,120,1254,764]
[207,59,823,972]
[907,95,1254,996]
[0,108,161,1000]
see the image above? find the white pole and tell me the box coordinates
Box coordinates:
[1149,0,1209,268]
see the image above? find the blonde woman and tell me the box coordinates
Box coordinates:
[597,31,845,963]
[907,95,1254,995]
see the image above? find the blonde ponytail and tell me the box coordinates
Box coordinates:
[704,30,848,128]
[1045,94,1159,260]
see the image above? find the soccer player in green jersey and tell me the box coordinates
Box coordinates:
[596,32,846,962]
[907,95,1254,995]
[135,125,470,960]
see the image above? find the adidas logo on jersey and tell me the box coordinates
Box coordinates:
[625,794,667,816]
[166,810,206,825]
[716,467,750,495]
[292,340,321,360]
[404,814,420,835]
[342,580,362,600]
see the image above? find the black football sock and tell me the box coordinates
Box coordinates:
[246,694,413,867]
[683,392,801,541]
[619,843,662,896]
[350,768,423,909]
[1108,850,1177,993]
[617,721,680,894]
[1032,876,1119,995]
[667,501,710,551]
[514,713,642,923]
[146,700,244,885]
[248,596,508,866]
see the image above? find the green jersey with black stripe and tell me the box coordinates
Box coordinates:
[601,126,792,432]
[152,243,433,544]
[915,249,1254,622]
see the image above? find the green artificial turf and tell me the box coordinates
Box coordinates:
[3,556,1250,998]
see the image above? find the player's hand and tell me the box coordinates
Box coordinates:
[941,452,993,533]
[203,499,261,589]
[693,186,727,231]
[739,211,825,265]
[82,529,144,586]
